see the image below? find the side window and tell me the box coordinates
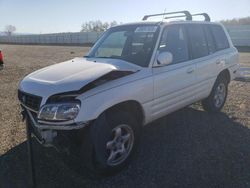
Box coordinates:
[187,24,209,59]
[210,25,229,51]
[204,25,216,54]
[159,25,189,64]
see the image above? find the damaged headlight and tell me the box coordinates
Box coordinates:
[38,102,80,122]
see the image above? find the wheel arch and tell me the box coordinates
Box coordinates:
[218,69,231,83]
[104,100,145,126]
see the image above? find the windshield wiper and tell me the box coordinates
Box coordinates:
[84,55,113,58]
[95,56,113,58]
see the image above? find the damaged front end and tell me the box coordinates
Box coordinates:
[18,69,136,152]
[21,106,88,153]
[18,90,89,153]
[18,55,139,152]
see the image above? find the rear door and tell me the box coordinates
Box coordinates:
[191,24,231,100]
[186,24,218,100]
[210,24,231,73]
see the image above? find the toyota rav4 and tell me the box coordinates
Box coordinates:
[18,11,239,175]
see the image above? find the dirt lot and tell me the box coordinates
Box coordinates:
[0,44,249,188]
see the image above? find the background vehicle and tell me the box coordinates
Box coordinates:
[0,49,3,70]
[18,11,239,175]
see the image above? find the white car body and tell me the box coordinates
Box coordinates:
[19,21,239,129]
[18,16,240,173]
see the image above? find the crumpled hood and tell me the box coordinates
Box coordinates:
[19,57,140,98]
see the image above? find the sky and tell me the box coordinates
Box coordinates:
[0,0,250,34]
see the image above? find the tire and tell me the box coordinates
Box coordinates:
[80,110,139,176]
[201,76,228,112]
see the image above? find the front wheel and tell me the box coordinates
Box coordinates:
[81,110,139,176]
[202,77,228,112]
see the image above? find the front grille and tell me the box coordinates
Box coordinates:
[18,90,42,112]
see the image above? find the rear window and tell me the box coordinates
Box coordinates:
[187,24,209,59]
[210,25,229,51]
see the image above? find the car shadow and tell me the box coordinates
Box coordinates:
[1,107,250,188]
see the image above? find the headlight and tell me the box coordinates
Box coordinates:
[38,102,80,122]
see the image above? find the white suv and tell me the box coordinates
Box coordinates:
[18,11,239,175]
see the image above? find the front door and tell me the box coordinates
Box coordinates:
[152,24,196,121]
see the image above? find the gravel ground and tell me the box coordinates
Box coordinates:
[0,44,249,188]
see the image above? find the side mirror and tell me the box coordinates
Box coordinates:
[155,51,173,67]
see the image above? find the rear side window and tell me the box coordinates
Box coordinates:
[204,25,216,54]
[159,25,189,64]
[210,25,229,51]
[187,24,209,59]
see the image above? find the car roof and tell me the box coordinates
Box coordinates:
[116,20,222,28]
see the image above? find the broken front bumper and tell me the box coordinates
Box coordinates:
[22,106,89,150]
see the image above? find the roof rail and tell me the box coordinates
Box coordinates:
[192,13,210,22]
[142,11,192,21]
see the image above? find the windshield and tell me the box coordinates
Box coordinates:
[87,24,160,67]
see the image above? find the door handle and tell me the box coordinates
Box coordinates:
[186,68,194,74]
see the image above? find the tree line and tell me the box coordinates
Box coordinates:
[3,17,250,36]
[220,17,250,26]
[81,20,120,32]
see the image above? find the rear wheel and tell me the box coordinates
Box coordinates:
[81,110,139,176]
[202,76,228,112]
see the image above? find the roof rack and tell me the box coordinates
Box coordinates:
[142,11,192,21]
[192,13,210,22]
[142,11,211,22]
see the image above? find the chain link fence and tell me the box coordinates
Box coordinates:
[226,25,250,47]
[0,32,102,45]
